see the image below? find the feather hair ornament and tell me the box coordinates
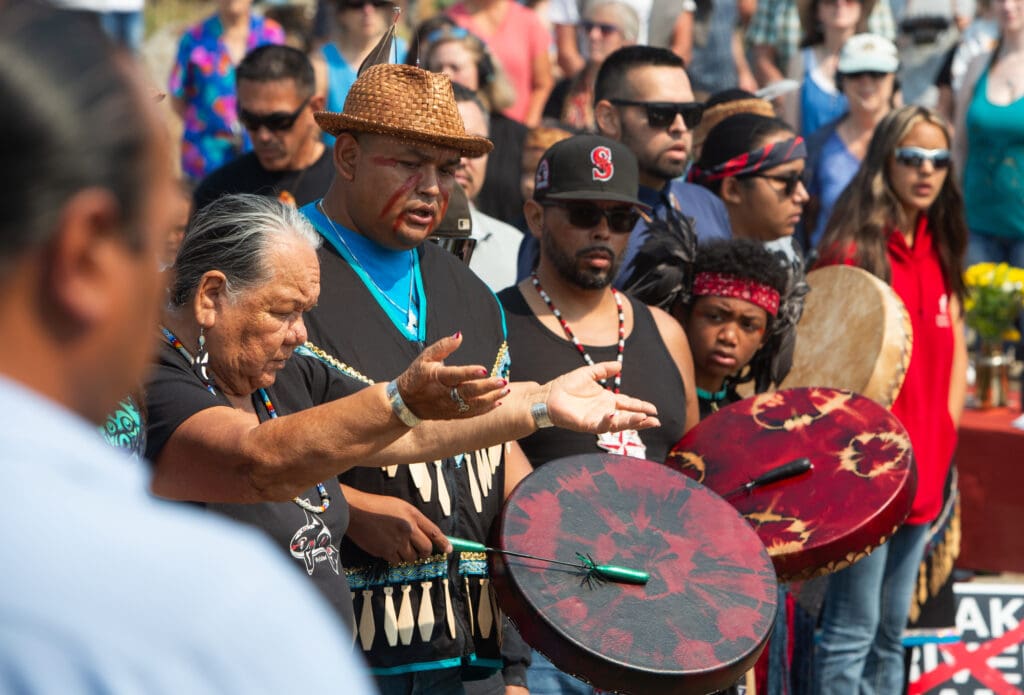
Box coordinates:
[358,5,402,75]
[618,211,698,312]
[735,240,809,392]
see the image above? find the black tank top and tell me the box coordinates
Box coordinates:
[499,286,688,466]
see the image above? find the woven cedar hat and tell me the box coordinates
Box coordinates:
[693,91,775,151]
[314,64,493,158]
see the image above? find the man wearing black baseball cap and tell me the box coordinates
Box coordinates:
[497,133,698,690]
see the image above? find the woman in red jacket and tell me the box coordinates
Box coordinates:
[813,104,968,694]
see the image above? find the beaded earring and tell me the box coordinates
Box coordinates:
[193,327,214,389]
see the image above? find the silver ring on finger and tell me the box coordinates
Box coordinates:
[450,386,470,413]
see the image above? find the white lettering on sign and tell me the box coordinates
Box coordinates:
[908,584,1024,694]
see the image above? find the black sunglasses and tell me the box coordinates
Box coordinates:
[842,70,888,80]
[546,201,640,233]
[339,0,393,9]
[581,20,620,35]
[894,146,951,170]
[745,170,806,196]
[238,97,311,133]
[609,99,704,129]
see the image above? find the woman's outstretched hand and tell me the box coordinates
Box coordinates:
[544,361,661,433]
[395,332,507,420]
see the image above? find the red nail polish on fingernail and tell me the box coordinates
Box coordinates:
[502,389,511,396]
[453,331,462,339]
[479,369,488,377]
[500,379,508,386]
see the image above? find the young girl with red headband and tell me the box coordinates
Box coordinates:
[681,240,789,418]
[814,104,968,694]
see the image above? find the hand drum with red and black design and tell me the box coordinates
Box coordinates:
[666,387,917,582]
[489,453,778,695]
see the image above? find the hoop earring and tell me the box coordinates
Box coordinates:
[193,327,215,389]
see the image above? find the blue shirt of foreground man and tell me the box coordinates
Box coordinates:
[0,5,374,692]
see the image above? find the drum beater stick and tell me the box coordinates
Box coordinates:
[723,458,813,499]
[445,536,650,585]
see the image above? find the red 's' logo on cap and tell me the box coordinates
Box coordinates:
[591,146,613,182]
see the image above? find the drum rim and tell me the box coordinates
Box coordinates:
[489,454,778,694]
[669,387,918,582]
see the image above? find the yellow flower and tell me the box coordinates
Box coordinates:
[965,262,995,287]
[963,262,1024,342]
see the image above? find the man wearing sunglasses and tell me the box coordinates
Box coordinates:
[193,45,333,212]
[591,46,733,288]
[498,133,699,692]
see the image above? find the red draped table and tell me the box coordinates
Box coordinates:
[955,391,1024,573]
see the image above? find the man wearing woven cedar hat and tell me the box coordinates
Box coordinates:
[295,62,529,693]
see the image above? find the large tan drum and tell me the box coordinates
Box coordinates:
[780,265,912,408]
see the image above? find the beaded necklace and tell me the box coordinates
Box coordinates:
[160,326,331,514]
[530,273,625,393]
[696,386,730,414]
[317,200,419,334]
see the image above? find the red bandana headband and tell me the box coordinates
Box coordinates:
[689,136,806,184]
[692,272,780,316]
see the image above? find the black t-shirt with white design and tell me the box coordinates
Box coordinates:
[145,340,360,629]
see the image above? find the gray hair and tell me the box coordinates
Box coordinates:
[585,0,640,44]
[170,194,322,307]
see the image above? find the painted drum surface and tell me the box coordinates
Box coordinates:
[780,265,912,408]
[667,387,918,582]
[490,453,778,695]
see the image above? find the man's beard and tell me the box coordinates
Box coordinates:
[645,158,686,183]
[542,232,621,289]
[622,126,688,184]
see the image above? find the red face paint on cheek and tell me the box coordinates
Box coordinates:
[379,173,422,221]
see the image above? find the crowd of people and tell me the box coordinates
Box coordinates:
[4,0,1022,692]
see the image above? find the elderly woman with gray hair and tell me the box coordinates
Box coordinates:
[543,0,639,131]
[144,193,659,631]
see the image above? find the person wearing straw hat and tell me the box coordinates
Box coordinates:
[294,62,532,694]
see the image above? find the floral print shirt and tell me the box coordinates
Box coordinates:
[169,13,284,182]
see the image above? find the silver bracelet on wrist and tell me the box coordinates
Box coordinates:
[531,402,554,429]
[387,379,421,427]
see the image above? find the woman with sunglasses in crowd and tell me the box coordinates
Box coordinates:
[543,1,639,132]
[813,105,968,694]
[784,0,872,134]
[802,33,899,254]
[312,0,407,145]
